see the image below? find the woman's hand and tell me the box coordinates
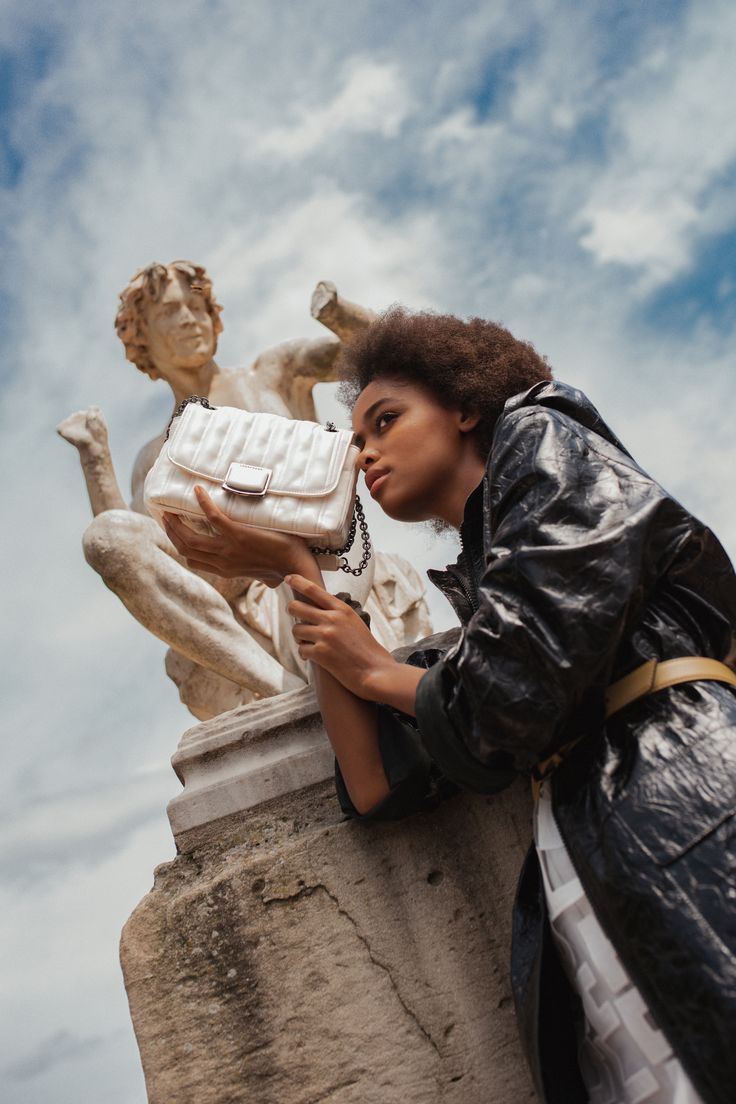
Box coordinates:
[163,485,317,587]
[286,573,399,700]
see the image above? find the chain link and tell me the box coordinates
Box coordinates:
[165,394,216,440]
[310,495,372,576]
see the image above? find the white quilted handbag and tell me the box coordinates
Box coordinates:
[144,396,371,575]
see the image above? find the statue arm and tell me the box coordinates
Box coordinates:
[310,281,377,343]
[57,407,129,516]
[251,336,341,397]
[252,282,378,399]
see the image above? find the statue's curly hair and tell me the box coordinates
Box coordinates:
[114,260,224,378]
[337,305,552,458]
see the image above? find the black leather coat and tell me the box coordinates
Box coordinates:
[335,381,736,1104]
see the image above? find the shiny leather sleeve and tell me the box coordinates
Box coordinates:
[334,632,469,821]
[416,404,692,775]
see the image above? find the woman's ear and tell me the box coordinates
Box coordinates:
[458,410,481,433]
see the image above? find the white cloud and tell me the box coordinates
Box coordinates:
[577,0,736,288]
[209,184,443,355]
[0,768,174,884]
[0,817,171,1103]
[5,1029,110,1082]
[256,58,411,158]
[579,197,698,283]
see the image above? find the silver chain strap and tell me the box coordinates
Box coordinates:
[310,494,372,576]
[165,394,215,439]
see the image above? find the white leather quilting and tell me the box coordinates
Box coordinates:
[143,403,360,546]
[165,404,350,496]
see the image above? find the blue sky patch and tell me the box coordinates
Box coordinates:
[641,226,736,335]
[0,30,58,188]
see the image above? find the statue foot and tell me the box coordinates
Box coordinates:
[56,406,110,455]
[165,649,261,721]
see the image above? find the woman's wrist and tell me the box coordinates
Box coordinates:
[287,548,323,584]
[363,660,425,716]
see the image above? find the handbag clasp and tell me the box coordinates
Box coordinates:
[223,463,272,496]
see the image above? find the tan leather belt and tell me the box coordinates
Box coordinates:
[531,655,736,800]
[604,655,736,718]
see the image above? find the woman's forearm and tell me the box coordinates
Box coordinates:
[288,558,390,814]
[312,666,390,813]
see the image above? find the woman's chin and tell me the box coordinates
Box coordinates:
[379,495,430,524]
[375,493,405,522]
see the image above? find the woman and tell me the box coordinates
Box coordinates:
[163,307,736,1104]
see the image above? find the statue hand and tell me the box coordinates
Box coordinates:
[162,485,316,587]
[56,406,110,456]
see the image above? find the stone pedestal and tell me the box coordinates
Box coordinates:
[121,732,537,1102]
[166,685,329,846]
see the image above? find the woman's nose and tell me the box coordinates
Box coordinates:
[358,445,379,471]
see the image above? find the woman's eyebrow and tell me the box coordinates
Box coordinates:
[359,397,391,426]
[352,398,391,447]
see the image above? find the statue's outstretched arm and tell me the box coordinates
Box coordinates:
[247,339,340,424]
[310,281,377,344]
[57,406,128,516]
[251,282,378,409]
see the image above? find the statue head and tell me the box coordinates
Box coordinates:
[115,261,224,380]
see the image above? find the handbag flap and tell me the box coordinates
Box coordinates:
[166,403,355,497]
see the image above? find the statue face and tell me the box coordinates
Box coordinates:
[144,269,216,376]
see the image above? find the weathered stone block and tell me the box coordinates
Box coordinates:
[121,778,537,1103]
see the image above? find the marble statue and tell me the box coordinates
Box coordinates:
[58,263,431,720]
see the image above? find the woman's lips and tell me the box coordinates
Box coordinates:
[368,472,390,498]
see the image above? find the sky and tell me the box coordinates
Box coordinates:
[1,0,735,1100]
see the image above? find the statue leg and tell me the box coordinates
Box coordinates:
[164,650,263,721]
[82,510,305,697]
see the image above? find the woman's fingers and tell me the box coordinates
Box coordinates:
[185,557,221,574]
[285,574,342,610]
[291,622,320,643]
[162,514,192,553]
[286,597,333,622]
[163,500,317,586]
[292,622,321,661]
[194,485,231,530]
[164,514,220,554]
[162,512,186,534]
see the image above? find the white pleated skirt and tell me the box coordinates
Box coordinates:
[533,785,703,1104]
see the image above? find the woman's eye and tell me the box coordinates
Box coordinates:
[376,411,397,432]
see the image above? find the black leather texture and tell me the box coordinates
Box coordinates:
[414,381,736,1104]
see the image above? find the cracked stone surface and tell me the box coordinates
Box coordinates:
[121,778,537,1103]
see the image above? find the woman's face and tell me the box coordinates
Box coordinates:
[351,377,482,524]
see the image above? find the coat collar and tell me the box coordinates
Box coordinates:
[426,470,487,622]
[424,379,605,620]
